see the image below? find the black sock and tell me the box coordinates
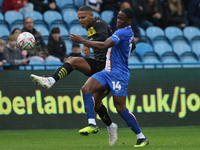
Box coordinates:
[52,63,73,81]
[96,104,112,126]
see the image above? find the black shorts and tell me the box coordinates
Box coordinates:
[84,58,105,76]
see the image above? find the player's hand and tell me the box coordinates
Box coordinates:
[69,34,84,43]
[82,45,91,57]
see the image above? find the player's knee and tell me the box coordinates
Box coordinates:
[65,56,72,62]
[114,104,126,113]
[81,85,91,94]
[65,57,78,68]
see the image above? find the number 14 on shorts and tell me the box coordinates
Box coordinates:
[112,81,121,90]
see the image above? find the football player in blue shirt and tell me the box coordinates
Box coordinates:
[69,8,149,147]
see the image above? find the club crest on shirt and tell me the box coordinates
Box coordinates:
[87,27,97,37]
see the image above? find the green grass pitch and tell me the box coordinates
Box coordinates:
[0,126,200,150]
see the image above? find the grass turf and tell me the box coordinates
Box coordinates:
[0,126,200,150]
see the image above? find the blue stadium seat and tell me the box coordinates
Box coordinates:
[93,11,100,18]
[154,42,172,59]
[152,39,170,46]
[69,24,82,29]
[0,27,10,40]
[135,42,153,59]
[69,26,87,39]
[24,11,47,28]
[146,26,169,44]
[56,0,76,14]
[171,38,189,47]
[43,0,48,3]
[172,42,191,58]
[59,26,69,39]
[50,24,68,31]
[146,26,164,41]
[161,52,181,68]
[191,42,200,59]
[165,26,183,42]
[74,0,84,8]
[45,60,63,70]
[142,52,162,69]
[180,53,199,68]
[0,13,9,30]
[183,26,200,43]
[138,27,145,36]
[101,10,114,25]
[26,60,45,70]
[138,27,151,43]
[24,11,43,22]
[63,9,78,27]
[4,11,23,27]
[128,52,143,69]
[0,12,4,20]
[0,22,9,30]
[44,39,48,45]
[10,24,23,32]
[61,6,77,15]
[64,40,73,55]
[165,26,188,45]
[56,0,74,9]
[43,10,63,27]
[34,25,49,39]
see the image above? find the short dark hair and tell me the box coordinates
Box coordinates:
[11,28,21,34]
[72,42,80,48]
[121,8,134,20]
[78,5,93,12]
[51,27,60,34]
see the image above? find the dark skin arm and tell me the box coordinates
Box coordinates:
[69,33,136,52]
[69,34,115,50]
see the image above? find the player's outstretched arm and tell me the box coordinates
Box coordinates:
[69,34,115,50]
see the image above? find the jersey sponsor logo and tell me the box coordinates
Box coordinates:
[87,27,97,37]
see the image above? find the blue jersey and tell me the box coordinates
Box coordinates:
[105,26,134,75]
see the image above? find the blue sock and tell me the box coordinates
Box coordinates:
[119,108,141,134]
[83,93,95,119]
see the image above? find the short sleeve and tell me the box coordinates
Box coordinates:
[110,29,124,45]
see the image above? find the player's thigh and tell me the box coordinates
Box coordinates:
[82,77,105,94]
[66,57,91,75]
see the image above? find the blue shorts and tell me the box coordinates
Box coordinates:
[91,70,130,96]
